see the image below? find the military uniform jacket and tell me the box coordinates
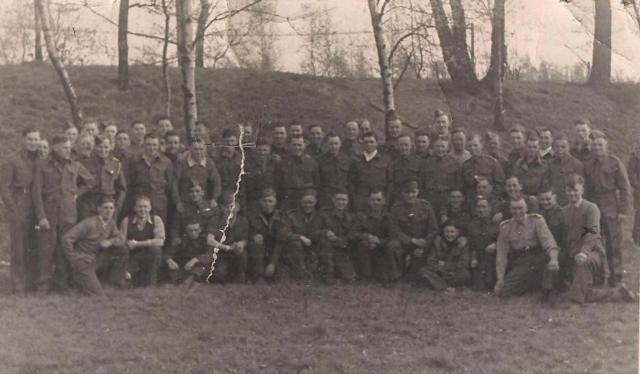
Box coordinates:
[165,232,212,265]
[209,214,249,246]
[427,236,470,272]
[213,152,242,193]
[390,199,438,248]
[81,154,127,209]
[0,149,38,212]
[33,156,96,225]
[319,208,359,248]
[248,210,289,244]
[419,154,461,193]
[548,154,584,205]
[244,153,277,201]
[562,199,605,258]
[583,154,632,217]
[467,216,499,262]
[509,156,551,196]
[286,209,325,244]
[353,210,398,243]
[390,154,422,194]
[128,153,173,201]
[170,200,220,239]
[318,152,351,198]
[437,205,472,233]
[571,143,595,164]
[172,153,222,204]
[461,155,505,196]
[496,214,558,280]
[61,216,125,262]
[350,152,392,198]
[275,154,319,198]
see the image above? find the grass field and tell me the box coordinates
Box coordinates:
[0,65,639,373]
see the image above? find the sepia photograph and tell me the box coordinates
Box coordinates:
[0,0,638,373]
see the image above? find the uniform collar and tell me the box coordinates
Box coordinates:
[363,149,378,162]
[142,153,159,166]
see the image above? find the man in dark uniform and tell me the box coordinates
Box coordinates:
[510,134,551,197]
[33,135,96,293]
[583,130,632,285]
[500,176,539,220]
[317,133,351,208]
[285,190,324,280]
[538,127,554,161]
[390,134,421,204]
[494,198,559,298]
[461,134,505,200]
[414,131,431,160]
[271,124,288,160]
[353,189,401,282]
[173,137,222,213]
[538,188,566,295]
[450,127,471,165]
[62,196,127,296]
[247,188,291,282]
[244,138,277,214]
[307,124,325,160]
[164,130,184,163]
[275,135,319,211]
[572,119,595,164]
[319,189,358,283]
[350,132,392,212]
[164,219,212,284]
[507,124,527,170]
[390,180,438,280]
[202,191,249,283]
[548,133,584,206]
[212,129,243,196]
[468,196,499,291]
[129,121,147,156]
[418,138,461,214]
[379,118,402,160]
[169,182,219,245]
[76,135,127,221]
[0,128,41,293]
[128,134,174,222]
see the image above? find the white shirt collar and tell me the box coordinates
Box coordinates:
[364,149,378,162]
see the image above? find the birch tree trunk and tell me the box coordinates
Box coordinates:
[118,0,130,90]
[176,0,197,143]
[492,0,505,131]
[162,0,172,117]
[589,0,612,86]
[195,0,210,68]
[34,0,43,62]
[367,0,396,138]
[35,0,83,126]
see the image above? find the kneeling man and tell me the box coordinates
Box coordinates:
[62,196,127,296]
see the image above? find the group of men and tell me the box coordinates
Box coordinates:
[1,112,638,303]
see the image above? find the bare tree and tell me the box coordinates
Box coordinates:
[589,0,612,86]
[35,0,83,126]
[367,0,396,137]
[34,0,43,62]
[195,0,211,67]
[162,0,173,116]
[429,0,479,93]
[176,0,197,143]
[491,0,505,130]
[118,0,130,89]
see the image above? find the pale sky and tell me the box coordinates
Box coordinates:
[3,0,639,80]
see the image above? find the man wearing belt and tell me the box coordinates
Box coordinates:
[583,130,632,285]
[77,135,127,220]
[494,198,560,297]
[33,135,96,293]
[418,138,461,215]
[62,196,127,296]
[0,128,41,293]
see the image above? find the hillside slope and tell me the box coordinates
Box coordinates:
[0,64,638,157]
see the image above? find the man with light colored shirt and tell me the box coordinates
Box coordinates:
[120,195,165,287]
[350,132,392,212]
[494,198,559,297]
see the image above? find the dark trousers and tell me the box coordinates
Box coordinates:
[565,250,625,303]
[499,249,552,297]
[418,265,471,290]
[68,246,128,296]
[471,251,496,291]
[601,215,623,282]
[317,240,356,282]
[7,193,34,293]
[267,239,310,279]
[129,246,162,286]
[36,201,73,293]
[209,248,248,283]
[354,240,402,281]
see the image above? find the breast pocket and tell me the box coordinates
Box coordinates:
[600,164,618,191]
[150,165,167,190]
[101,168,117,194]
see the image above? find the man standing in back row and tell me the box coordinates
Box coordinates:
[0,128,41,294]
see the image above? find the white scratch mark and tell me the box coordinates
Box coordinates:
[206,124,246,282]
